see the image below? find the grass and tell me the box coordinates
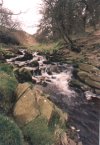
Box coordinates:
[0,114,24,145]
[27,40,63,54]
[0,63,18,114]
[23,116,55,145]
[0,63,14,76]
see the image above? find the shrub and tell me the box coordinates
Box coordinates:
[0,114,24,145]
[0,30,20,45]
[23,116,54,145]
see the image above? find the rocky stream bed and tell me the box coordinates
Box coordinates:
[5,48,100,145]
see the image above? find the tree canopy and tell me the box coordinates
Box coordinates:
[36,0,100,43]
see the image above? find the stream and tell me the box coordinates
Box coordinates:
[6,49,99,145]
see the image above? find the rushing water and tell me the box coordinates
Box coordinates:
[6,50,99,145]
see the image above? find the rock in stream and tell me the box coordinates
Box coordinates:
[6,49,100,145]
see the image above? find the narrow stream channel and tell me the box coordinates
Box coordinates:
[6,49,99,145]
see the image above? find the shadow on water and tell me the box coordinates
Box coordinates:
[43,84,99,145]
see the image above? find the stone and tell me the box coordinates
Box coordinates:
[70,79,90,91]
[29,60,39,67]
[85,78,100,89]
[15,83,31,100]
[94,89,100,95]
[14,67,32,82]
[89,74,100,82]
[0,53,5,62]
[79,63,100,75]
[77,71,89,82]
[33,86,54,121]
[77,71,100,89]
[16,51,33,61]
[55,130,78,145]
[14,86,40,126]
[14,83,68,127]
[14,84,54,126]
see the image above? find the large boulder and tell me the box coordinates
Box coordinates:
[77,71,100,89]
[13,83,68,127]
[13,84,40,126]
[14,83,76,145]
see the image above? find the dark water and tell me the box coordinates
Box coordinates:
[42,83,99,145]
[7,50,100,145]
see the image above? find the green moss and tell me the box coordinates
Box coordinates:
[0,115,24,145]
[48,110,67,132]
[27,41,61,54]
[23,116,54,145]
[0,63,14,76]
[0,71,18,114]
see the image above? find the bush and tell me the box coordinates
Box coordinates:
[0,30,20,45]
[0,114,24,145]
[0,64,18,114]
[23,116,54,145]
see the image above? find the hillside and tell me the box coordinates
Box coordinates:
[0,29,37,46]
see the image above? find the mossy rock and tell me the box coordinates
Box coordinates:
[38,96,54,121]
[77,71,89,82]
[94,89,100,95]
[89,74,100,82]
[23,116,55,145]
[85,78,100,89]
[79,63,100,75]
[14,87,40,126]
[15,82,31,100]
[77,71,100,89]
[14,68,32,83]
[3,50,16,59]
[70,79,90,91]
[0,114,24,145]
[0,72,17,114]
[49,107,67,131]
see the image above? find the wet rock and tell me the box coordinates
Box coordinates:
[70,79,90,91]
[33,68,41,76]
[77,71,89,82]
[0,53,5,62]
[85,78,100,89]
[77,71,100,89]
[94,89,100,95]
[29,60,39,67]
[89,74,100,82]
[46,65,61,74]
[16,51,33,61]
[14,67,32,83]
[79,63,100,75]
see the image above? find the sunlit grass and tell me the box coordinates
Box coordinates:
[27,40,63,53]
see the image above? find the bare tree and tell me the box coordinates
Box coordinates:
[37,0,100,44]
[0,0,22,31]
